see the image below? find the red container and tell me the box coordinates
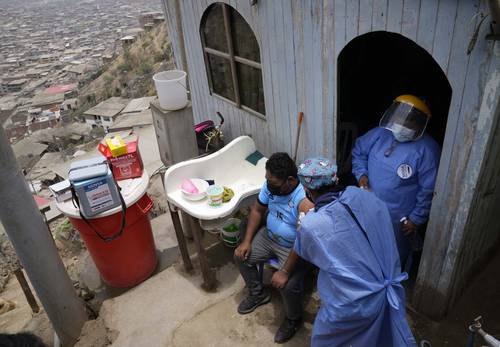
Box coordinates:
[68,193,157,287]
[98,138,144,181]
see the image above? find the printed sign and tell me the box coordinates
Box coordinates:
[84,179,114,212]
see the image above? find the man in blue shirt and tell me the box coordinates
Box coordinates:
[352,95,441,270]
[234,152,313,344]
[295,157,416,347]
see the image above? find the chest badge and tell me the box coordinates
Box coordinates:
[397,164,413,179]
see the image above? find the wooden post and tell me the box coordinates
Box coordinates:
[188,216,217,291]
[180,210,193,239]
[168,203,194,273]
[13,268,40,314]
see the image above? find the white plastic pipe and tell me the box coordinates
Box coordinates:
[0,126,86,346]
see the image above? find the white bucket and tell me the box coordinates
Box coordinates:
[153,70,188,110]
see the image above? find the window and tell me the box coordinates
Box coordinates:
[200,3,265,117]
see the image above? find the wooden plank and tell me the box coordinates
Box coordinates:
[416,0,439,53]
[246,3,269,157]
[346,0,360,43]
[414,0,482,317]
[431,0,458,72]
[372,0,388,32]
[320,0,335,157]
[253,0,270,154]
[302,0,316,156]
[273,0,292,153]
[222,4,241,106]
[386,0,403,33]
[431,0,476,210]
[193,0,211,120]
[311,0,324,156]
[283,0,299,155]
[358,0,374,35]
[181,1,205,122]
[235,0,256,31]
[292,0,306,158]
[333,0,346,82]
[401,0,421,41]
[162,0,182,70]
[447,0,487,149]
[436,0,488,290]
[261,0,279,154]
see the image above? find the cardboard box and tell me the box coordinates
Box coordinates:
[98,135,144,181]
[105,135,127,157]
[49,180,72,203]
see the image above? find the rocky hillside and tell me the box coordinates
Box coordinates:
[76,23,175,116]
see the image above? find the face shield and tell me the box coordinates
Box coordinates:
[379,101,430,142]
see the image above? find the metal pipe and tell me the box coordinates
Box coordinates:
[469,316,500,347]
[0,126,86,346]
[477,328,500,347]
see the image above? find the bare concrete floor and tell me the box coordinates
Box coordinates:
[76,253,313,347]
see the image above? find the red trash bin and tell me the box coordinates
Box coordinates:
[57,171,157,288]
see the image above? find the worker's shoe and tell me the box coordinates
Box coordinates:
[237,289,271,314]
[274,318,302,344]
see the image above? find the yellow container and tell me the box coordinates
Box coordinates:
[105,135,127,157]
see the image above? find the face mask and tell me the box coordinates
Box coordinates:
[267,180,288,196]
[391,123,416,142]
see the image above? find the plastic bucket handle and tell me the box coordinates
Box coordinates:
[153,70,189,93]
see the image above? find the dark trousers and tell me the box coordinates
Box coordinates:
[235,220,308,320]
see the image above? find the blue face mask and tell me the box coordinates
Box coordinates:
[391,124,416,142]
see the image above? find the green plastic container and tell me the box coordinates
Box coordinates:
[221,218,241,248]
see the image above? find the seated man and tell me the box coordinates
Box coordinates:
[234,152,313,344]
[295,158,416,347]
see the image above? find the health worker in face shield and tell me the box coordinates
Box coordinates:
[351,95,441,271]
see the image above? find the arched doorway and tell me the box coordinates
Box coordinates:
[336,31,452,184]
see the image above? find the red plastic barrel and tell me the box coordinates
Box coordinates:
[68,193,157,287]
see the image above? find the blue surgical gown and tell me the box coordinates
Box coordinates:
[351,127,440,265]
[294,186,416,347]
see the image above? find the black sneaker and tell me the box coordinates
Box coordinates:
[274,318,302,344]
[237,290,271,314]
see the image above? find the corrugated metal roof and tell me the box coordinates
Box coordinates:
[44,83,77,94]
[12,137,48,158]
[110,109,152,129]
[31,92,65,107]
[84,97,129,118]
[121,96,156,114]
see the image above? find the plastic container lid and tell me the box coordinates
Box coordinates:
[56,170,150,219]
[69,157,108,182]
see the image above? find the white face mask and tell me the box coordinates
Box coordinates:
[391,123,416,142]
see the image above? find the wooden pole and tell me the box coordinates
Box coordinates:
[293,112,304,162]
[188,216,217,291]
[13,268,40,314]
[168,203,194,273]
